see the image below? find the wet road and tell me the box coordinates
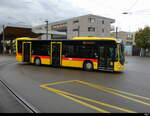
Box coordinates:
[0,55,150,113]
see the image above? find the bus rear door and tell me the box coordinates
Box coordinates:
[51,42,62,67]
[23,42,31,62]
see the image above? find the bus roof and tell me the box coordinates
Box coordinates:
[16,37,122,44]
[72,37,122,43]
[72,37,116,41]
[16,37,37,40]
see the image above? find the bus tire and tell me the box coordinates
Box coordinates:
[34,58,41,66]
[83,61,93,71]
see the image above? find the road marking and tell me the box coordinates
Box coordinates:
[40,85,110,113]
[76,80,150,106]
[40,85,136,113]
[76,80,150,100]
[40,80,136,113]
[41,80,77,86]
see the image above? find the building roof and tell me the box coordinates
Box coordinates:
[49,14,115,25]
[0,26,41,41]
[33,14,115,28]
[32,30,67,35]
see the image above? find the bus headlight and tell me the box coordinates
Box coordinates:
[116,65,121,68]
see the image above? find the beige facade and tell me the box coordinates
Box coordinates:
[110,31,136,45]
[33,14,115,39]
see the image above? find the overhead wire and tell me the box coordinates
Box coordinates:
[127,0,139,12]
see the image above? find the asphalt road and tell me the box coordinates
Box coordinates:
[0,55,150,113]
[0,81,29,113]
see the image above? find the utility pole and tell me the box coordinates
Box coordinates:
[2,25,5,54]
[78,26,80,37]
[45,20,48,40]
[116,27,118,39]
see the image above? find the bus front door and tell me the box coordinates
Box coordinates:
[23,42,31,62]
[51,42,62,67]
[99,46,114,71]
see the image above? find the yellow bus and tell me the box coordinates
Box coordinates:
[16,37,125,72]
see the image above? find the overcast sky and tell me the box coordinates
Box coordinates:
[0,0,150,32]
[67,0,150,32]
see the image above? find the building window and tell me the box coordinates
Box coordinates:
[35,27,42,30]
[102,20,105,24]
[73,20,79,24]
[88,18,95,23]
[102,28,104,33]
[57,24,61,28]
[42,26,46,30]
[126,41,133,45]
[88,27,95,32]
[73,28,79,36]
[52,25,56,28]
[62,23,67,26]
[72,28,79,31]
[73,31,78,35]
[52,23,67,29]
[127,34,133,38]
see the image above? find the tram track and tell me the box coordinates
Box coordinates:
[0,61,40,113]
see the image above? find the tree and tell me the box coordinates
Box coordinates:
[135,26,150,56]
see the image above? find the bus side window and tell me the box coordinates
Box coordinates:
[32,45,49,56]
[18,41,22,53]
[63,45,74,57]
[62,45,67,57]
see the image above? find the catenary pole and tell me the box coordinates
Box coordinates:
[116,27,118,39]
[2,25,5,54]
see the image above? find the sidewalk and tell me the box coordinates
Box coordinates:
[0,81,28,113]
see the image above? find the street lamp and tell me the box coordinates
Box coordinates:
[122,12,132,15]
[122,12,133,32]
[122,12,128,14]
[45,20,48,40]
[122,11,150,56]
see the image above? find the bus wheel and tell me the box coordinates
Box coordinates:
[83,61,93,71]
[34,58,41,66]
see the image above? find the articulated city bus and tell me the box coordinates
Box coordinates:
[16,37,125,72]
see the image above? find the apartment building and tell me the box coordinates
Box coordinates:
[110,31,136,45]
[110,31,136,56]
[32,14,115,39]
